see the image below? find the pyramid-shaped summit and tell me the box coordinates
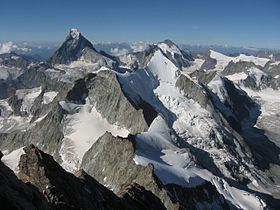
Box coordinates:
[48,28,97,65]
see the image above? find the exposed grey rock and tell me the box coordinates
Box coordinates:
[222,61,261,76]
[0,52,30,69]
[158,40,193,69]
[199,50,217,70]
[19,144,124,210]
[0,157,49,210]
[48,29,117,69]
[80,47,117,69]
[221,77,256,122]
[176,74,210,108]
[48,29,96,65]
[242,72,280,90]
[87,70,156,133]
[0,102,65,162]
[119,183,167,210]
[190,69,217,85]
[7,94,23,116]
[132,44,159,69]
[81,132,230,210]
[263,61,280,77]
[18,144,169,210]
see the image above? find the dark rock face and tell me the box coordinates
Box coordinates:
[119,183,167,210]
[87,70,156,133]
[159,40,193,69]
[222,77,257,122]
[81,132,229,210]
[222,61,260,76]
[0,156,49,210]
[263,61,280,77]
[48,29,117,69]
[18,144,123,210]
[48,29,96,65]
[17,144,169,210]
[0,52,30,69]
[200,56,217,70]
[190,69,217,85]
[132,44,159,68]
[176,74,210,108]
[66,78,90,104]
[243,72,280,90]
[0,103,65,161]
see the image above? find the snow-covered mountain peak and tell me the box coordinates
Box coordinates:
[208,49,270,71]
[69,28,80,39]
[156,40,193,69]
[158,39,182,55]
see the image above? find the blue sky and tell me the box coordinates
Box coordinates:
[0,0,279,49]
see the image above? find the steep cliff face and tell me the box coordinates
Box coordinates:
[81,132,229,210]
[48,29,96,65]
[0,151,49,210]
[176,74,210,108]
[222,61,260,76]
[16,145,169,210]
[86,70,156,134]
[18,144,123,210]
[48,29,117,70]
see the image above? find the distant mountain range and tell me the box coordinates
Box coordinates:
[2,39,280,62]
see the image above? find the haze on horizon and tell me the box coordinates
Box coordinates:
[0,0,280,49]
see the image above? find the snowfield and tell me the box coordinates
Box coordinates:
[59,99,129,172]
[209,50,270,71]
[117,47,268,209]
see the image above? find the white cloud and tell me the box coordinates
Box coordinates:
[110,47,129,56]
[0,41,14,54]
[130,41,149,52]
[0,41,32,54]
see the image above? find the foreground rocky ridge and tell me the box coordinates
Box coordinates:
[81,132,229,210]
[1,145,169,210]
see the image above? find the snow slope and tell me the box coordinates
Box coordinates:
[209,50,270,71]
[134,116,205,187]
[147,49,179,84]
[59,99,129,172]
[16,87,42,114]
[117,48,267,209]
[2,147,24,173]
[134,116,266,209]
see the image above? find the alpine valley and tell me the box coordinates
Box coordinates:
[1,29,280,210]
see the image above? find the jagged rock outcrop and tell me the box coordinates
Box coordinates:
[48,29,117,69]
[86,70,157,133]
[176,74,210,108]
[0,152,49,210]
[200,52,217,70]
[119,45,159,70]
[0,103,65,161]
[243,72,280,90]
[119,183,167,210]
[18,144,122,210]
[263,61,280,77]
[18,144,168,210]
[81,132,229,210]
[222,60,261,76]
[190,69,217,85]
[158,40,193,69]
[220,77,257,122]
[80,47,117,69]
[48,29,96,65]
[0,52,30,69]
